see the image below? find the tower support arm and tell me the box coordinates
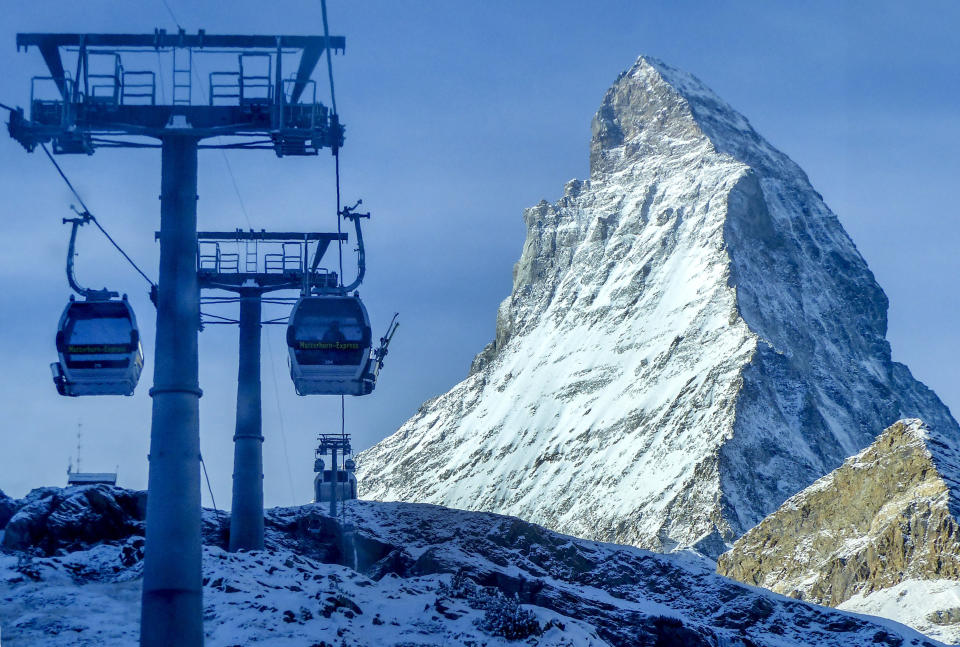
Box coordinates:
[290,43,322,104]
[38,42,68,98]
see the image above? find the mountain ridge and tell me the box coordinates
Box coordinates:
[718,418,960,643]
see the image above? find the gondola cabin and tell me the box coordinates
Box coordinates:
[313,458,358,503]
[51,295,144,396]
[286,295,375,396]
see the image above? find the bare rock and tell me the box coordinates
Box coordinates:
[718,419,960,605]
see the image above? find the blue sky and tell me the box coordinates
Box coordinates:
[0,1,957,507]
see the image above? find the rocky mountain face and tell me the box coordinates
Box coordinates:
[356,55,959,555]
[718,418,960,643]
[0,485,944,646]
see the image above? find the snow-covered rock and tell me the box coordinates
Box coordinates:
[356,55,959,554]
[2,485,145,554]
[839,580,960,647]
[718,418,960,643]
[0,485,944,646]
[0,488,18,529]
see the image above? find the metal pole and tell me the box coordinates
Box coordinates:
[141,134,203,647]
[229,290,264,551]
[330,445,338,519]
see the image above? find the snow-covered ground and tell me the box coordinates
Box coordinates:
[0,547,603,646]
[0,486,949,646]
[840,580,960,646]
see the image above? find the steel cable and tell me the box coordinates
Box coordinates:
[40,143,157,290]
[200,454,227,535]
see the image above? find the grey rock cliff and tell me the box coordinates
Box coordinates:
[0,489,18,529]
[2,485,146,554]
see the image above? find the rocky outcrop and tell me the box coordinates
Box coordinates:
[0,489,19,529]
[0,485,943,646]
[718,418,960,635]
[2,485,146,554]
[357,56,959,554]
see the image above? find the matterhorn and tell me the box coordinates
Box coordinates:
[357,56,959,555]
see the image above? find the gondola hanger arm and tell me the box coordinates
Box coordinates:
[372,312,399,377]
[335,200,369,294]
[63,208,118,301]
[40,143,157,305]
[340,199,369,220]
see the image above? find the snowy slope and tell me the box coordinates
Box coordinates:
[357,56,959,554]
[0,485,945,646]
[0,546,606,647]
[840,580,960,646]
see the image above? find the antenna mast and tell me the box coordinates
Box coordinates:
[76,422,82,474]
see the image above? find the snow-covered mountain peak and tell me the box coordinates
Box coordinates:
[358,55,958,555]
[590,56,799,181]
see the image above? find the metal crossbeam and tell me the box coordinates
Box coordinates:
[18,31,345,53]
[197,273,338,291]
[195,230,344,293]
[317,434,352,453]
[196,231,346,242]
[9,29,347,156]
[12,104,336,141]
[20,30,344,105]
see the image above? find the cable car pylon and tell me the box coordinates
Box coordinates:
[196,229,345,552]
[8,28,345,647]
